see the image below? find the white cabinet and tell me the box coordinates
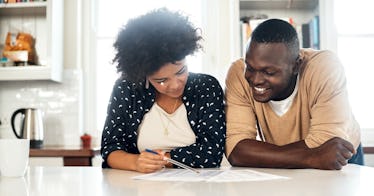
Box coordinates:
[0,0,64,82]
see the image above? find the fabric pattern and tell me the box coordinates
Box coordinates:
[101,73,226,168]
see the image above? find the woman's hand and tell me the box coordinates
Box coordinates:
[107,150,167,173]
[135,150,167,173]
[162,152,173,168]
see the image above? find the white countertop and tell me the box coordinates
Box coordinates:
[1,164,374,196]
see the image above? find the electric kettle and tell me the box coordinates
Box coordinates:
[11,108,44,148]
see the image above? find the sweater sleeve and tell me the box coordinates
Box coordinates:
[100,79,139,168]
[169,75,226,168]
[304,51,361,149]
[224,60,259,157]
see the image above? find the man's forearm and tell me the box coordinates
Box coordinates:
[228,139,311,168]
[228,137,354,170]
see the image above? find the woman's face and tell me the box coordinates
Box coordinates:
[148,59,188,99]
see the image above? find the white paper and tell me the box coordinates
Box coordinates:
[132,169,289,182]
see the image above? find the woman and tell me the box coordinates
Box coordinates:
[101,8,226,173]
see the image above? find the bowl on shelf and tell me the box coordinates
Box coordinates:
[3,50,28,65]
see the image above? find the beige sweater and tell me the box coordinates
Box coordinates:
[225,49,361,156]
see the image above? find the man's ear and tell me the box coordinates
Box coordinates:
[292,55,302,75]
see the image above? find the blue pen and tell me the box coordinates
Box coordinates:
[145,149,200,174]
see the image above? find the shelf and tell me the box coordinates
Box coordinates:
[0,0,64,82]
[29,145,100,166]
[240,0,318,10]
[0,66,62,82]
[0,2,47,8]
[0,2,47,15]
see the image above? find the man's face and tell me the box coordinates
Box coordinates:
[244,42,298,103]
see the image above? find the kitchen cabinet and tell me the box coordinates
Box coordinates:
[0,0,64,82]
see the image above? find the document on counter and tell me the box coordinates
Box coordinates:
[132,169,289,182]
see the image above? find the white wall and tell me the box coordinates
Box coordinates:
[0,70,83,146]
[201,0,241,85]
[63,0,82,69]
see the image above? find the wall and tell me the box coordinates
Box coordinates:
[64,0,81,70]
[201,0,240,85]
[0,69,83,145]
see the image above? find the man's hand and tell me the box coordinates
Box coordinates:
[308,137,355,170]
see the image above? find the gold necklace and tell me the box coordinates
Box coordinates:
[157,99,179,136]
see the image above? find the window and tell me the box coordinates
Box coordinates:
[334,0,374,131]
[92,0,203,134]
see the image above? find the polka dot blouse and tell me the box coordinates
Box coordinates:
[101,73,226,168]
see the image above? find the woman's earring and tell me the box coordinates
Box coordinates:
[145,78,149,89]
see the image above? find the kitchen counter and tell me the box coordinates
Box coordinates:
[29,145,100,166]
[1,164,373,196]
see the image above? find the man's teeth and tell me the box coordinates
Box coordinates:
[254,87,266,92]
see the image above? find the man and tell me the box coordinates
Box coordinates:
[225,19,363,170]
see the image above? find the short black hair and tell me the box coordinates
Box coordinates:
[113,8,202,83]
[250,19,299,60]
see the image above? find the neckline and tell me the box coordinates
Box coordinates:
[155,103,181,117]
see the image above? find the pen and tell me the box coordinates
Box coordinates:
[145,149,200,174]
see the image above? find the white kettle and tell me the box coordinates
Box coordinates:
[11,108,44,148]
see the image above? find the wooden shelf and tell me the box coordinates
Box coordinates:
[29,145,100,166]
[364,146,374,154]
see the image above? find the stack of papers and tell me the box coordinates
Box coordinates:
[132,169,289,182]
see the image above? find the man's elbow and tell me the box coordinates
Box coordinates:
[227,152,241,166]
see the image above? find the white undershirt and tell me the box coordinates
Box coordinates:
[137,103,196,153]
[269,75,299,116]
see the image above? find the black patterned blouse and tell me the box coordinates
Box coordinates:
[101,72,226,168]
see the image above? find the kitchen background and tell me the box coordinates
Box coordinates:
[1,0,374,166]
